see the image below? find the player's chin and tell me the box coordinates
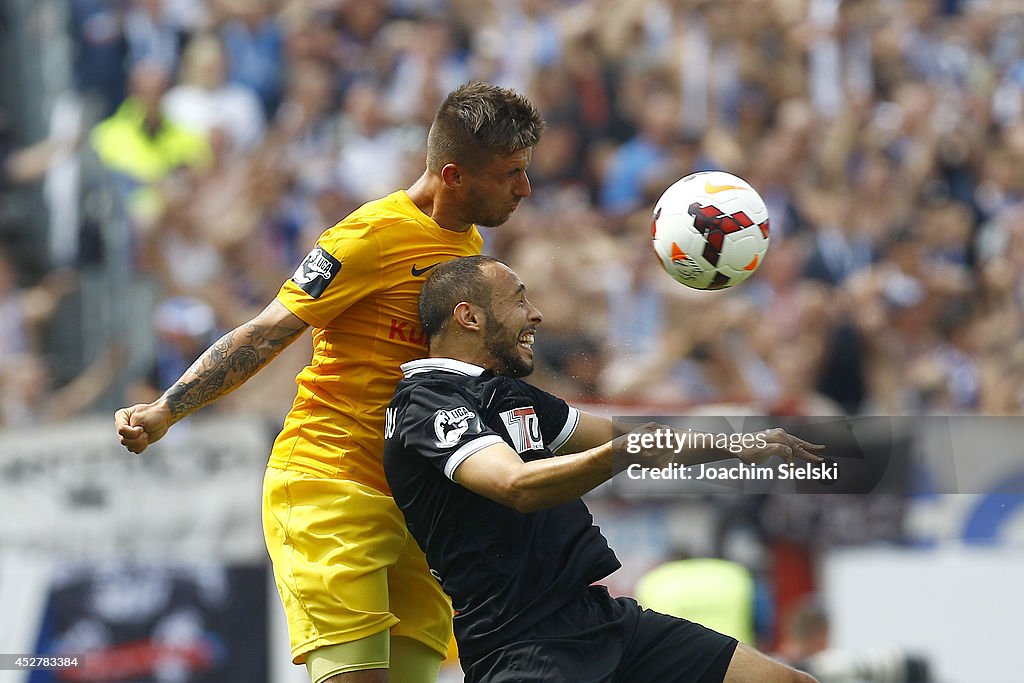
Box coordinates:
[480,208,518,228]
[517,352,535,377]
[505,352,534,378]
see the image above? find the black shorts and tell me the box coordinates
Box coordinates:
[461,585,739,683]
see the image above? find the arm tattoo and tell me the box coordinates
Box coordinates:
[164,318,306,420]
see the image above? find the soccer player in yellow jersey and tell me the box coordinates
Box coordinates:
[114,82,545,683]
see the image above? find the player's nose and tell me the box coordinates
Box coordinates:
[515,172,532,198]
[527,300,542,324]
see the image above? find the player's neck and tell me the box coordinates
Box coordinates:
[406,171,474,233]
[428,338,493,373]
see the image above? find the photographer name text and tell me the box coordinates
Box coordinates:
[626,461,839,481]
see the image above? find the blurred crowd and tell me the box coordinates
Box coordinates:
[2,0,1024,426]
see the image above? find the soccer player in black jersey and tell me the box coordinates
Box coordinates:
[383,255,822,683]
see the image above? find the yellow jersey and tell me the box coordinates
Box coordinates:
[269,190,483,492]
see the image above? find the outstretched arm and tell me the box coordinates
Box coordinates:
[554,411,614,454]
[559,413,824,467]
[115,299,308,453]
[454,422,670,513]
[459,421,824,513]
[453,434,625,514]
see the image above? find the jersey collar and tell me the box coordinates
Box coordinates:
[401,358,487,378]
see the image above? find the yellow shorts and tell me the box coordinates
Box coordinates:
[262,466,453,664]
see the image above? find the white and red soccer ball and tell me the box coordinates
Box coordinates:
[650,171,770,290]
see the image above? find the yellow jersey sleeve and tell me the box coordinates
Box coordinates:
[277,223,382,329]
[269,190,486,488]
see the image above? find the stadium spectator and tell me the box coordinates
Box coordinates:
[0,248,118,426]
[334,81,423,203]
[774,595,932,683]
[599,89,679,215]
[69,0,129,117]
[90,60,210,200]
[774,595,831,667]
[217,0,285,116]
[128,296,218,404]
[162,32,266,153]
[123,0,190,74]
[271,59,341,197]
[383,17,471,127]
[634,557,759,646]
[0,249,50,371]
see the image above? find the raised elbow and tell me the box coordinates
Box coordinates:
[502,478,547,514]
[455,456,554,513]
[509,494,544,514]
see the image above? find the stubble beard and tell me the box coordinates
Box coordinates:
[483,313,533,378]
[467,184,516,228]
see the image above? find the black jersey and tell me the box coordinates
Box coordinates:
[383,358,621,660]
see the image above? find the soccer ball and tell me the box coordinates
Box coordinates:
[650,171,770,290]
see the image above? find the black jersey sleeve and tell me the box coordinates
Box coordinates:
[516,381,580,453]
[400,383,507,480]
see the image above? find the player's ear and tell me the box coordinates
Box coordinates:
[441,163,462,189]
[452,301,482,331]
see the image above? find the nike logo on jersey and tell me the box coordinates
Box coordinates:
[704,180,745,194]
[411,262,441,277]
